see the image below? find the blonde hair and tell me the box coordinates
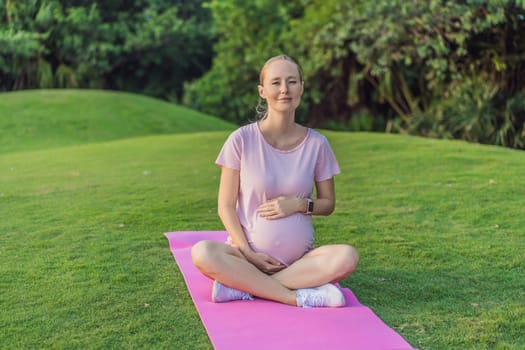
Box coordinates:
[255,55,303,121]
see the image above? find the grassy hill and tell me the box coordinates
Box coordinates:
[0,89,235,153]
[1,90,523,349]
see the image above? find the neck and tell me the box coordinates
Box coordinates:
[260,111,296,134]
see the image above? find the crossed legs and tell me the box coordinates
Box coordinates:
[191,240,359,306]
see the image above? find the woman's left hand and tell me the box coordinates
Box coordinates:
[256,196,302,220]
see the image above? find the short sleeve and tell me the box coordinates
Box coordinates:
[215,129,243,170]
[314,136,341,182]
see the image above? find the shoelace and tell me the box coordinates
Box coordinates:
[214,281,253,302]
[227,287,252,301]
[298,288,325,307]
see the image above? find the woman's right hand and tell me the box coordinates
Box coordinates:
[241,248,285,275]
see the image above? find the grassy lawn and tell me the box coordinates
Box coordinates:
[1,90,523,349]
[0,89,233,153]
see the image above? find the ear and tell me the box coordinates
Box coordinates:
[300,81,304,96]
[258,84,266,99]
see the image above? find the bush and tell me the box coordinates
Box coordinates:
[409,77,525,149]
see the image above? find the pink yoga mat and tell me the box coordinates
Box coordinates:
[165,231,415,350]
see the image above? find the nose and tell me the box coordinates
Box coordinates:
[280,82,288,94]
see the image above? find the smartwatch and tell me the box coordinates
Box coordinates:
[305,198,314,215]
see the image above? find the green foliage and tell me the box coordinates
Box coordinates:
[2,0,525,149]
[323,112,376,132]
[184,0,525,149]
[0,0,214,100]
[410,77,525,148]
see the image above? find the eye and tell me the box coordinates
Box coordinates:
[271,81,280,86]
[288,80,297,84]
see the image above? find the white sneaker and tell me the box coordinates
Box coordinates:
[296,283,346,308]
[211,280,254,303]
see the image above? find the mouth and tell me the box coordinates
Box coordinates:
[278,98,292,102]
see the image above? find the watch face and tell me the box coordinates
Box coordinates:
[308,200,314,212]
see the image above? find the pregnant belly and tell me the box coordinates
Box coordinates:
[248,214,314,266]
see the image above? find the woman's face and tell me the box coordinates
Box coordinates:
[258,59,303,115]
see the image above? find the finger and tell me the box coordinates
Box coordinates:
[266,265,286,274]
[258,209,273,216]
[263,212,284,220]
[256,205,273,215]
[257,253,282,266]
[260,210,285,219]
[265,256,284,267]
[257,200,274,210]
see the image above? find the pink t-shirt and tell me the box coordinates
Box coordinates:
[216,122,341,265]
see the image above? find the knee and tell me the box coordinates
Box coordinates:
[331,245,359,280]
[191,240,218,274]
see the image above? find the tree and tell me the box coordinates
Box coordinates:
[185,0,524,148]
[0,0,214,101]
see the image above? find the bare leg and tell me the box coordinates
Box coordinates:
[272,244,359,290]
[191,240,297,305]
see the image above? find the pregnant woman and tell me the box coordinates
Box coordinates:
[191,55,359,308]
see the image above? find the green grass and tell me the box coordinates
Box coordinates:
[1,90,524,349]
[0,89,233,153]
